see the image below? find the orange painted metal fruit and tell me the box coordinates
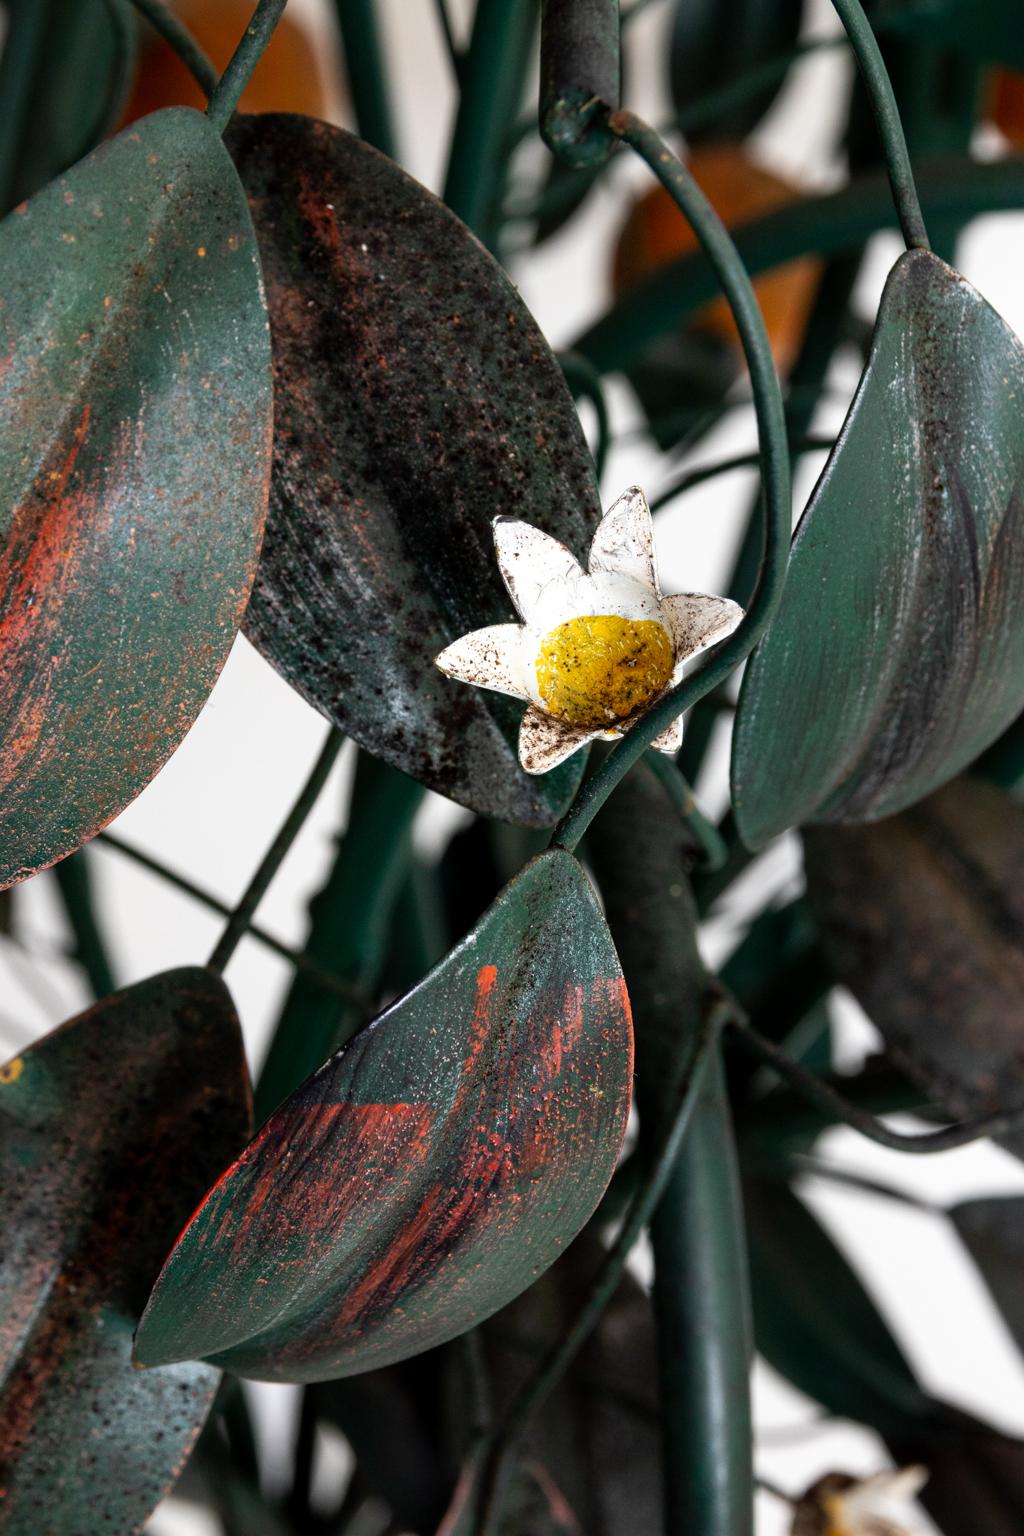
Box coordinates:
[612,143,821,373]
[992,69,1024,147]
[122,0,333,122]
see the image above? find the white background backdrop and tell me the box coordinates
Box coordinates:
[6,1,1024,1530]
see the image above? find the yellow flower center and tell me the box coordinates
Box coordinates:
[536,615,674,728]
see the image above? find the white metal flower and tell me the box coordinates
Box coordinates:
[435,486,744,774]
[791,1467,929,1536]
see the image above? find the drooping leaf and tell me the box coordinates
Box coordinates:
[732,249,1024,847]
[669,0,805,143]
[0,108,272,889]
[0,968,252,1535]
[134,850,633,1383]
[950,1195,1024,1352]
[803,776,1024,1156]
[226,113,602,828]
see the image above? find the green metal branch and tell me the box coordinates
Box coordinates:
[830,0,929,250]
[254,755,424,1123]
[207,728,344,975]
[51,851,116,1000]
[642,752,728,870]
[333,0,398,158]
[443,0,539,240]
[206,0,288,133]
[572,155,1024,376]
[122,0,218,97]
[95,830,368,1006]
[729,1016,1024,1154]
[651,1050,754,1536]
[551,110,791,854]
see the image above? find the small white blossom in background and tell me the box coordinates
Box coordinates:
[790,1466,929,1536]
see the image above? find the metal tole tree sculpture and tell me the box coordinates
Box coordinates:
[2,0,1024,1532]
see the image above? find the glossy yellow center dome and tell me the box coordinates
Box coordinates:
[536,614,674,728]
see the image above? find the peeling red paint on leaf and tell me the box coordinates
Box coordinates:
[0,108,272,888]
[134,852,633,1383]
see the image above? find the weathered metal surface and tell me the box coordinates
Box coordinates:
[803,776,1024,1157]
[134,850,633,1383]
[227,113,602,827]
[539,0,620,167]
[732,249,1024,847]
[0,107,272,889]
[0,968,253,1535]
[669,0,803,143]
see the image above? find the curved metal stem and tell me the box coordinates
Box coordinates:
[123,0,218,98]
[550,109,791,854]
[206,0,287,134]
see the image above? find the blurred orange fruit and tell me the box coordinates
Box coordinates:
[121,0,333,123]
[611,143,821,374]
[992,69,1024,147]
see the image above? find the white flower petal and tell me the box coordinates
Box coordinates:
[493,518,583,626]
[435,624,529,700]
[649,715,683,755]
[842,1467,928,1522]
[588,486,659,593]
[519,706,600,774]
[662,593,744,672]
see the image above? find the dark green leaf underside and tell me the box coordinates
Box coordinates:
[0,968,252,1535]
[135,850,633,1383]
[228,113,602,827]
[733,248,1024,847]
[803,777,1024,1158]
[0,107,272,889]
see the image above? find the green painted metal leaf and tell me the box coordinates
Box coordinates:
[0,968,252,1535]
[669,0,804,143]
[226,113,602,828]
[803,776,1024,1157]
[950,1196,1024,1352]
[732,249,1024,848]
[0,107,272,889]
[134,850,633,1383]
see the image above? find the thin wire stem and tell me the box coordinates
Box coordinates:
[207,728,344,975]
[206,0,287,134]
[470,996,728,1533]
[650,438,835,515]
[96,831,367,1006]
[333,0,398,159]
[122,0,218,98]
[550,110,791,855]
[642,753,728,870]
[729,1016,1024,1154]
[432,0,463,81]
[829,0,929,250]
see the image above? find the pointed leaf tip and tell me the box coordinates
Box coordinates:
[733,248,1024,847]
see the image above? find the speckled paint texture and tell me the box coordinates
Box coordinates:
[135,851,633,1383]
[227,113,603,827]
[0,968,253,1534]
[0,107,272,889]
[733,248,1024,847]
